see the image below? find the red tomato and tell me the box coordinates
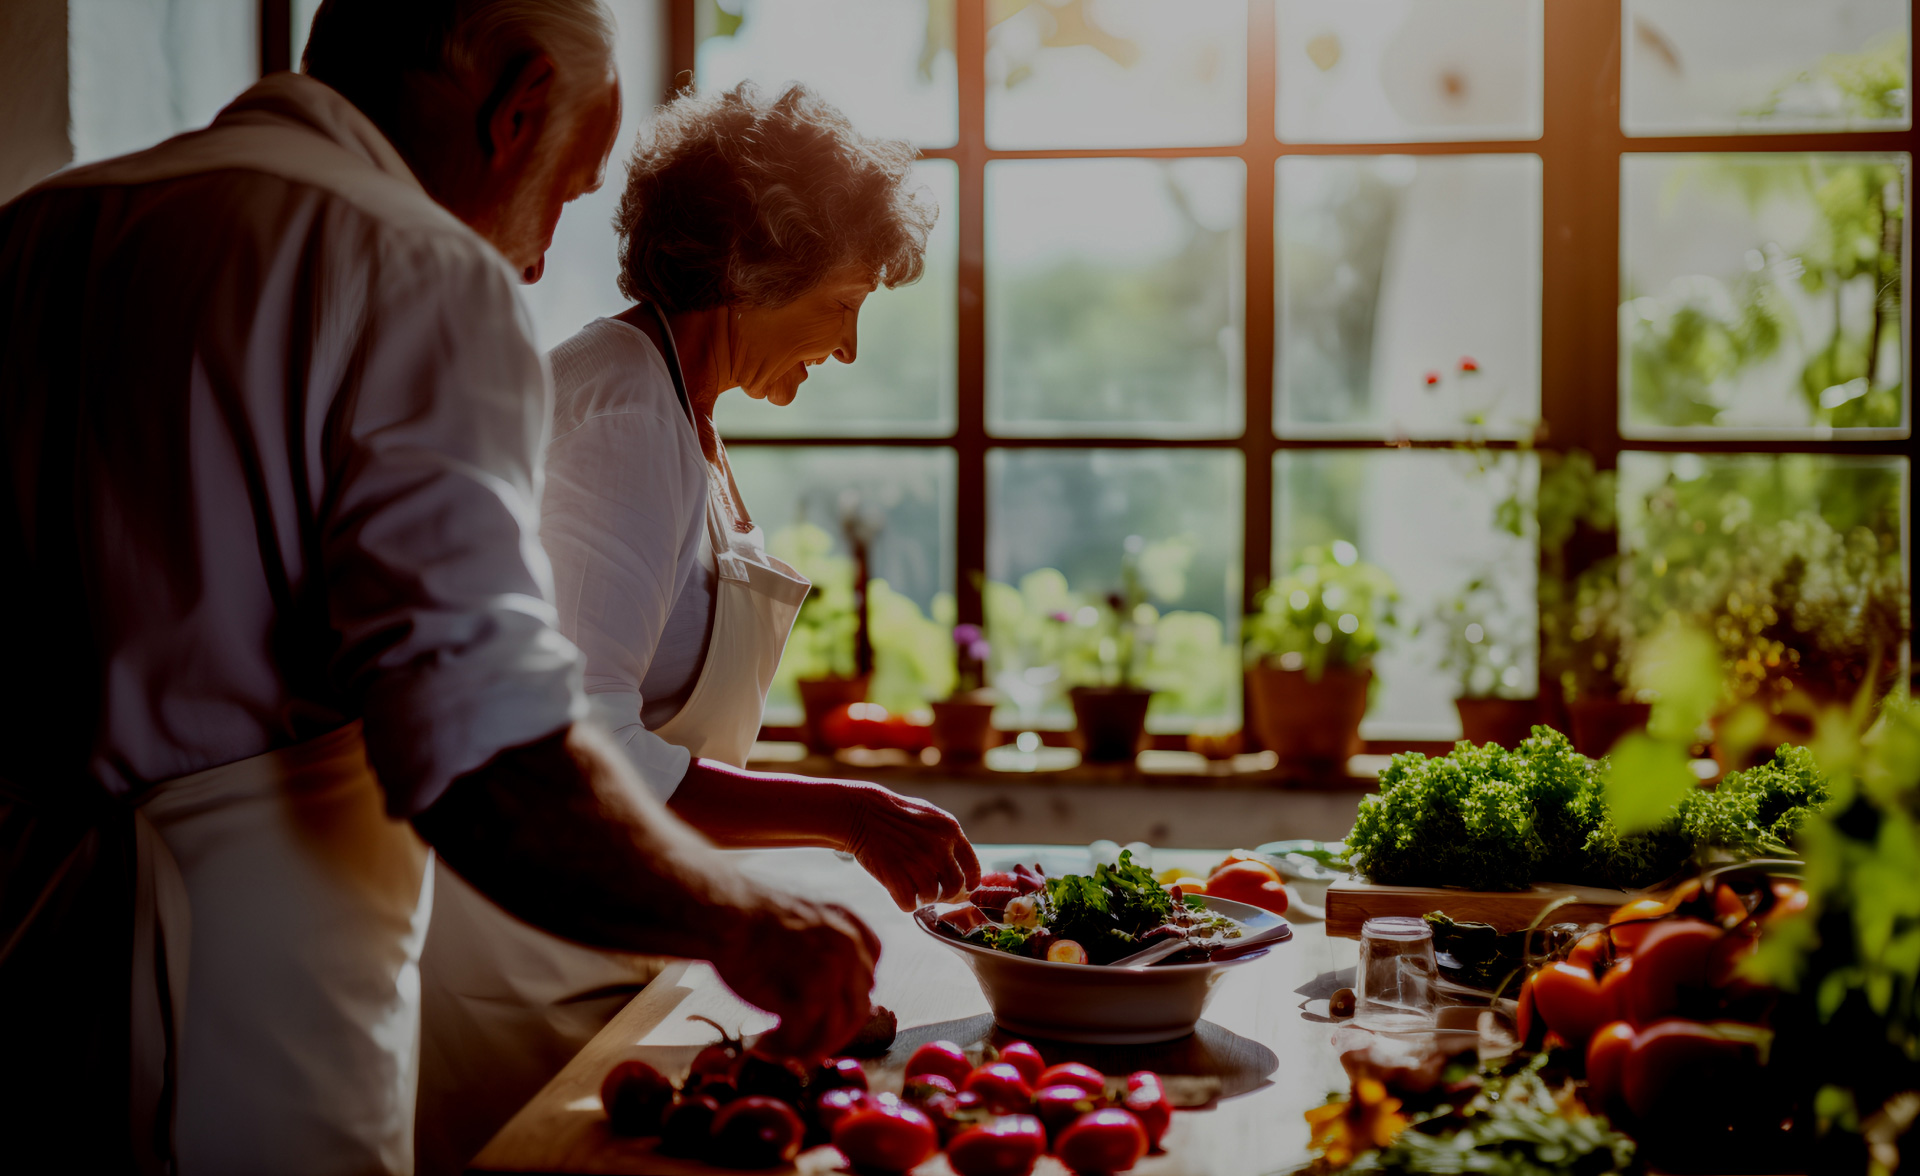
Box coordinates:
[1621,1019,1769,1126]
[1532,961,1613,1047]
[710,1096,805,1169]
[1036,1063,1106,1096]
[902,1073,957,1103]
[1566,932,1607,971]
[832,1102,939,1174]
[600,1060,674,1137]
[1621,919,1719,1027]
[1607,898,1670,954]
[1711,883,1751,926]
[1122,1072,1171,1151]
[946,1115,1048,1176]
[1584,1021,1637,1122]
[1514,971,1541,1048]
[1055,1109,1150,1175]
[815,1056,869,1093]
[905,1040,975,1087]
[658,1095,722,1159]
[1203,862,1290,915]
[1598,957,1634,1019]
[813,1087,871,1136]
[962,1063,1035,1114]
[998,1041,1046,1087]
[1034,1084,1104,1143]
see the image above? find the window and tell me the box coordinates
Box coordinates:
[678,0,1912,745]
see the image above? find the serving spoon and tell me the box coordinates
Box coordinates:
[1111,919,1295,968]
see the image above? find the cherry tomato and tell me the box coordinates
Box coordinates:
[832,1102,939,1174]
[1122,1072,1171,1151]
[1532,961,1613,1047]
[815,1056,869,1093]
[813,1087,871,1136]
[659,1095,721,1159]
[946,1115,1047,1176]
[1034,1084,1104,1143]
[1036,1063,1106,1096]
[734,1053,807,1104]
[1621,1019,1769,1127]
[905,1040,975,1087]
[963,1063,1034,1114]
[1203,861,1290,915]
[688,1017,744,1079]
[600,1060,674,1137]
[1584,1021,1636,1122]
[1607,898,1670,954]
[709,1097,805,1169]
[923,1089,990,1144]
[997,1041,1046,1087]
[1621,919,1719,1027]
[1055,1108,1150,1175]
[1598,957,1634,1019]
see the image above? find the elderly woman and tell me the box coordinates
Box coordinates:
[415,83,979,1174]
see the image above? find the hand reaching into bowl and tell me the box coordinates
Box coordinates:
[844,782,981,911]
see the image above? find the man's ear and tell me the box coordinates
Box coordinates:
[480,52,559,169]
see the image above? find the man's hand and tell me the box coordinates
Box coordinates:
[706,894,882,1066]
[843,786,981,911]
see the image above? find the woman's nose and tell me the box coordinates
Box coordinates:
[833,311,859,364]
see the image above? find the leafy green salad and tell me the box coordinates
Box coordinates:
[960,852,1242,966]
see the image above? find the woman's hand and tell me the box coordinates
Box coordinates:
[843,783,981,911]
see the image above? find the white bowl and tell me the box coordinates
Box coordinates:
[915,895,1290,1044]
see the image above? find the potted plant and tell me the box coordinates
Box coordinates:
[929,624,998,763]
[1243,543,1399,774]
[1058,537,1170,764]
[1434,575,1539,747]
[1535,451,1648,756]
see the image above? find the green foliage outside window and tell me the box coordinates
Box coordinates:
[1244,545,1401,681]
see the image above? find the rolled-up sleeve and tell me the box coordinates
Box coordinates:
[322,240,585,815]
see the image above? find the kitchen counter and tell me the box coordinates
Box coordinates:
[471,846,1358,1176]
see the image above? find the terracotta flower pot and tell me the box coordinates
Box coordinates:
[1245,664,1370,775]
[1567,697,1652,758]
[930,693,999,764]
[797,675,870,755]
[1067,685,1154,764]
[1454,696,1541,749]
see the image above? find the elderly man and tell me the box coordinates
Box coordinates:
[0,1,879,1173]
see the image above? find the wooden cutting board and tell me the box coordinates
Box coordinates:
[1323,878,1636,939]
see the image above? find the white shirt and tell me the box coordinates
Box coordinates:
[543,318,720,798]
[0,73,585,813]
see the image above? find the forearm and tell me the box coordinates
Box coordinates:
[668,759,868,850]
[411,723,762,958]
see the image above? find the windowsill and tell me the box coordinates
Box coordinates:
[745,741,1386,792]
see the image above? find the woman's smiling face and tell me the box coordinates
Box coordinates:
[728,269,877,406]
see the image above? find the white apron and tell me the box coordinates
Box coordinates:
[415,306,811,1176]
[0,724,432,1176]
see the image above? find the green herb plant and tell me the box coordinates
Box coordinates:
[1246,544,1400,681]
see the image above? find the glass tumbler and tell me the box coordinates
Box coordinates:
[1355,916,1439,1032]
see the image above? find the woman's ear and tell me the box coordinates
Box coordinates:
[480,53,559,171]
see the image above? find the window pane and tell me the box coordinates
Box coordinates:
[1621,153,1909,437]
[1617,453,1909,704]
[1278,155,1542,438]
[714,162,957,438]
[1623,0,1911,136]
[69,0,256,163]
[1276,450,1539,741]
[728,447,957,721]
[1276,0,1543,143]
[988,159,1245,437]
[986,0,1247,149]
[695,0,958,148]
[987,449,1243,733]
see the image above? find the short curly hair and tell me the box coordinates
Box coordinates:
[615,81,936,312]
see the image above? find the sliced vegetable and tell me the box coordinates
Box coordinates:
[1047,940,1090,965]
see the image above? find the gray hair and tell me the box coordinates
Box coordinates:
[616,81,936,313]
[303,0,615,129]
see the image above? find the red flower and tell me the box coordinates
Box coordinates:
[1423,371,1441,388]
[1459,357,1480,373]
